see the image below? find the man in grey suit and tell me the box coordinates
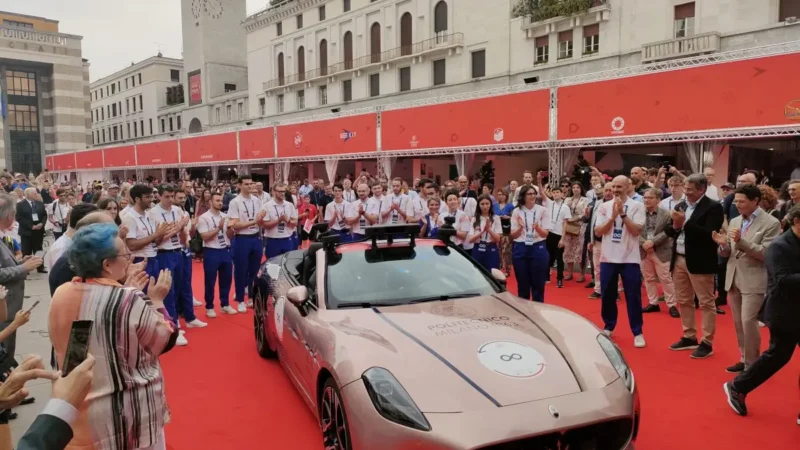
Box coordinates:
[713,184,781,374]
[0,193,43,359]
[640,188,679,318]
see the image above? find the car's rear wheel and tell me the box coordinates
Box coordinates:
[253,288,276,359]
[320,378,352,450]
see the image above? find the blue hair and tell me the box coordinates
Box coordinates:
[67,223,120,278]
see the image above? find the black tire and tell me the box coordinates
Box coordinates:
[320,377,352,450]
[254,288,276,359]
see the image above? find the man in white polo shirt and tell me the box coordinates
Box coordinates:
[262,182,298,259]
[594,175,647,348]
[347,183,377,240]
[227,175,265,313]
[123,184,169,283]
[197,192,235,317]
[541,186,572,287]
[387,177,410,225]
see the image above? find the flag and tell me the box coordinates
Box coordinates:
[0,86,6,119]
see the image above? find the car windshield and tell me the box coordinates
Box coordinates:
[326,242,500,308]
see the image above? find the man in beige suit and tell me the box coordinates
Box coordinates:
[640,188,679,317]
[712,184,781,374]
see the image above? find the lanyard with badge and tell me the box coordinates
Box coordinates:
[426,214,438,237]
[612,204,629,243]
[550,201,563,228]
[210,216,227,247]
[477,217,491,252]
[30,201,39,222]
[241,199,256,233]
[162,211,180,246]
[523,209,537,245]
[392,196,402,223]
[359,201,368,229]
[275,204,286,234]
[139,216,156,250]
[335,203,346,229]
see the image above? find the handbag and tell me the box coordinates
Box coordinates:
[563,199,582,236]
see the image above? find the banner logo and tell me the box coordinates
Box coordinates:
[611,116,626,135]
[493,128,504,142]
[785,100,800,121]
[293,132,303,149]
[409,135,419,148]
[340,129,356,142]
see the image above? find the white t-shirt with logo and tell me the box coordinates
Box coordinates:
[595,198,646,264]
[387,193,409,225]
[348,198,378,235]
[542,198,572,236]
[197,210,230,249]
[324,199,351,231]
[148,204,184,250]
[263,200,298,239]
[228,194,263,236]
[510,205,551,245]
[438,209,471,247]
[459,196,477,218]
[48,202,71,233]
[368,196,389,224]
[467,215,503,243]
[123,208,158,258]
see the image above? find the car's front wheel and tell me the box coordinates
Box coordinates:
[253,288,276,359]
[320,378,352,450]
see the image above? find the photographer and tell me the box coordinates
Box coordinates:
[48,189,72,241]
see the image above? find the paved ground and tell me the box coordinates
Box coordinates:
[8,271,55,447]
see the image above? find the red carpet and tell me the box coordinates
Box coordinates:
[160,261,800,449]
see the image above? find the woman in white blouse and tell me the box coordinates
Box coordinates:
[509,185,551,302]
[467,195,502,271]
[438,190,469,247]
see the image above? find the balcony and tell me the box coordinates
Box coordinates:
[641,32,721,63]
[521,0,610,36]
[263,32,464,92]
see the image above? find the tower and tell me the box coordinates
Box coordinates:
[180,0,248,128]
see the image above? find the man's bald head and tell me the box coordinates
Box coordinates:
[612,176,630,198]
[75,211,114,230]
[603,182,614,201]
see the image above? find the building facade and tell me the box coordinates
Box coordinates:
[90,55,184,146]
[0,10,89,174]
[244,0,800,121]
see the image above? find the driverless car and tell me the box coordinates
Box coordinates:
[252,221,640,450]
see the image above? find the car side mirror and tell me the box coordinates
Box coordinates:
[287,286,309,307]
[491,268,507,287]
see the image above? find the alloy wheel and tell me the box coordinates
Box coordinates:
[321,384,349,450]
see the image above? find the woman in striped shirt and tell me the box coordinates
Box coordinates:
[49,223,178,450]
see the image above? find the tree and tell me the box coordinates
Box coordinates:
[513,0,597,21]
[477,160,495,188]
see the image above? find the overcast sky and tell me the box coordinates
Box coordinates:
[14,0,268,82]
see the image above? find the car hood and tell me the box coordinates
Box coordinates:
[324,293,610,413]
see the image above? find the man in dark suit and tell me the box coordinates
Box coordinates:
[664,173,724,359]
[724,205,800,421]
[15,188,47,273]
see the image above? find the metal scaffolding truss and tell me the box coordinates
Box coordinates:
[378,141,551,158]
[553,125,800,149]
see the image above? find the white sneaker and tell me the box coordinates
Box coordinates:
[193,298,202,307]
[221,306,237,315]
[176,334,188,346]
[603,329,613,337]
[206,309,217,318]
[634,335,646,348]
[186,319,207,328]
[179,329,185,335]
[237,302,247,313]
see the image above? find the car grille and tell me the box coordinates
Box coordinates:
[478,418,634,450]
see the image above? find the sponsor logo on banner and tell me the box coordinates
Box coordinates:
[200,154,214,160]
[611,116,626,135]
[786,100,800,121]
[409,135,419,148]
[293,132,303,148]
[493,128,504,142]
[340,129,356,142]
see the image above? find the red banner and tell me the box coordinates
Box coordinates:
[137,140,179,166]
[103,146,136,168]
[53,153,76,171]
[45,156,54,172]
[558,53,800,140]
[75,150,103,169]
[381,91,550,151]
[179,133,237,164]
[277,114,376,158]
[189,72,202,106]
[239,128,274,160]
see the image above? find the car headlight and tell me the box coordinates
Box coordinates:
[597,334,634,392]
[362,367,431,431]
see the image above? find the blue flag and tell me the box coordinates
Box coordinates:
[0,86,5,119]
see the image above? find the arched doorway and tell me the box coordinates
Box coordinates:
[297,46,305,81]
[277,52,285,85]
[188,118,202,134]
[370,22,381,63]
[319,39,328,75]
[434,1,448,35]
[400,13,412,56]
[343,31,353,70]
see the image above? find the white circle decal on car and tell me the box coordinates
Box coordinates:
[477,341,546,379]
[274,296,286,341]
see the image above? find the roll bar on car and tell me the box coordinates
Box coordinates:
[365,224,420,249]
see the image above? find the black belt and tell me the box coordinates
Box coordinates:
[205,246,229,250]
[157,248,183,254]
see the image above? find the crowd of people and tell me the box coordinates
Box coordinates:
[0,161,796,450]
